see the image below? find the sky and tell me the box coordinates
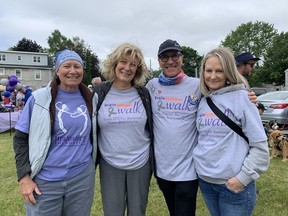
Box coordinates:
[1,0,288,70]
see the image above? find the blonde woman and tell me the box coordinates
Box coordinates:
[94,43,153,216]
[194,47,269,216]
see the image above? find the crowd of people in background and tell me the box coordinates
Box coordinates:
[11,40,270,216]
[0,85,33,112]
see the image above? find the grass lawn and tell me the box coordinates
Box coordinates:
[1,131,287,215]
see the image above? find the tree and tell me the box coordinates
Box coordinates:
[11,37,44,52]
[221,21,277,61]
[181,46,203,77]
[84,50,92,84]
[47,30,100,85]
[47,30,74,55]
[257,32,288,86]
[221,21,280,86]
[152,69,162,78]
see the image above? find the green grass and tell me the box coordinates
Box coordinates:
[1,131,287,215]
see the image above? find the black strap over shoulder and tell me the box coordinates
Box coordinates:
[206,97,249,143]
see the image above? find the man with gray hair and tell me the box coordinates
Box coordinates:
[91,77,102,87]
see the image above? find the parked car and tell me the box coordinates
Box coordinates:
[257,91,288,126]
[251,87,275,96]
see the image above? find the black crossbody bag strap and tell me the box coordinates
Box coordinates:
[206,97,249,143]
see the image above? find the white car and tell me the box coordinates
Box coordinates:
[257,91,288,126]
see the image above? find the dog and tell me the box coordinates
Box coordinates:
[269,130,288,161]
[264,119,279,138]
[265,120,279,131]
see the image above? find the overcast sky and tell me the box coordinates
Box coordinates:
[1,0,287,70]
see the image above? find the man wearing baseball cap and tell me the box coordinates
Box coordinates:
[257,102,266,116]
[146,39,201,215]
[235,52,260,77]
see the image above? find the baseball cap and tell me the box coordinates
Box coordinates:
[158,39,182,56]
[257,102,266,111]
[235,52,260,64]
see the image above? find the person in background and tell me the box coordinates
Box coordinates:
[19,86,33,104]
[88,84,93,91]
[91,76,102,90]
[257,102,266,116]
[13,49,98,216]
[16,90,24,105]
[94,43,153,216]
[235,52,260,90]
[235,52,260,78]
[193,47,269,216]
[146,39,201,216]
[257,102,273,138]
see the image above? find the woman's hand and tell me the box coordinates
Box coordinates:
[19,175,41,205]
[226,177,245,193]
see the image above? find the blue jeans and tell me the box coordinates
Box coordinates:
[199,178,256,216]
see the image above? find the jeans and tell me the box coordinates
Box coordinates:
[199,178,256,216]
[157,177,198,216]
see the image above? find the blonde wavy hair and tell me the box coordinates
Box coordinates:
[101,43,149,87]
[199,47,247,97]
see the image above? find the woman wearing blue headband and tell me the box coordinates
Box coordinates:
[13,49,98,216]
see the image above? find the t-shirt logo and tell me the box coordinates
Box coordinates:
[188,94,199,105]
[56,102,88,136]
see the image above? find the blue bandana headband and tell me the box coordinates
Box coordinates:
[55,50,84,71]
